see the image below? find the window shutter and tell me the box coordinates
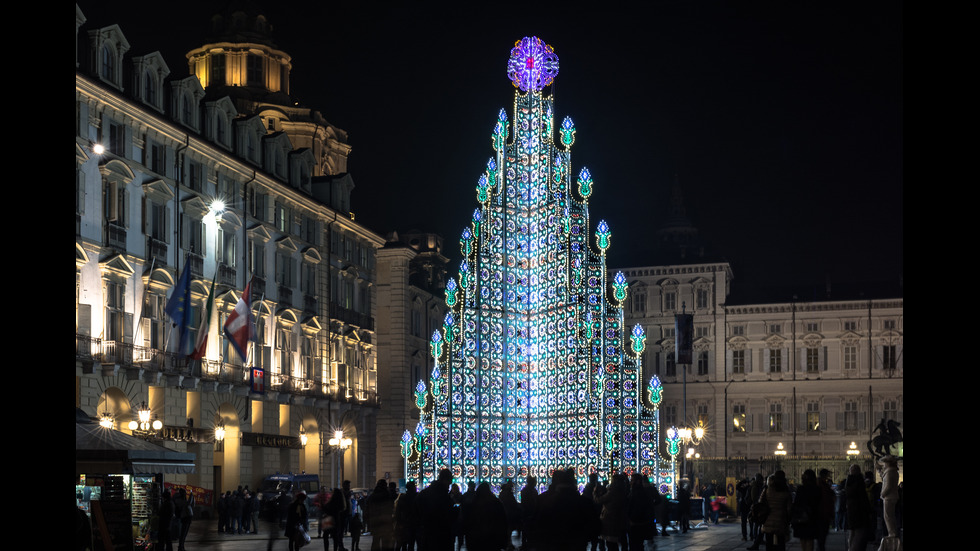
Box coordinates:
[819,412,828,432]
[764,349,770,373]
[78,304,92,337]
[124,313,134,344]
[822,346,828,371]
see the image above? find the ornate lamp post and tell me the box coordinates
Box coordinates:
[329,430,352,485]
[128,401,162,438]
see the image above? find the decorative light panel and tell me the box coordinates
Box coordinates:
[408,37,672,494]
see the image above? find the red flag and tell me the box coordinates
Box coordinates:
[223,280,255,362]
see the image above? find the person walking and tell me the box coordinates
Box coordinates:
[349,512,364,551]
[458,482,476,551]
[217,490,229,534]
[158,489,176,551]
[285,491,310,551]
[583,473,604,551]
[323,488,348,551]
[736,478,751,541]
[595,474,629,551]
[760,471,792,551]
[677,480,691,534]
[791,470,820,551]
[463,482,509,551]
[367,479,395,551]
[626,474,654,551]
[499,481,522,545]
[536,469,594,551]
[519,476,539,551]
[417,469,455,551]
[394,481,421,551]
[177,488,194,551]
[815,470,835,551]
[845,464,872,551]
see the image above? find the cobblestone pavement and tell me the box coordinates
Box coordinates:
[187,518,863,550]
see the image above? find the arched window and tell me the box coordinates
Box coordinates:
[182,92,193,124]
[101,44,115,81]
[143,70,156,105]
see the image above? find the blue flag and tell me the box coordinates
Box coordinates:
[165,262,193,355]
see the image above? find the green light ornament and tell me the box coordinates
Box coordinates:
[445,278,458,308]
[631,324,647,357]
[596,220,611,253]
[577,167,593,199]
[430,330,443,361]
[415,379,430,411]
[560,116,576,149]
[612,272,628,304]
[647,375,663,407]
[666,426,681,458]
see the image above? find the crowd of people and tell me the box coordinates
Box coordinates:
[277,468,688,551]
[735,463,903,551]
[266,463,903,551]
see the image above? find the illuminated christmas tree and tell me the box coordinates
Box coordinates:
[404,36,677,495]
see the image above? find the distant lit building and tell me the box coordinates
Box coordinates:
[619,189,903,482]
[375,231,449,486]
[75,3,384,499]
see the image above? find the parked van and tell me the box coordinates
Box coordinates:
[257,472,320,521]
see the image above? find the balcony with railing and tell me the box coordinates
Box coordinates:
[76,332,379,407]
[329,302,375,331]
[105,222,127,250]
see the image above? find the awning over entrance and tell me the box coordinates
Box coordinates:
[76,412,197,475]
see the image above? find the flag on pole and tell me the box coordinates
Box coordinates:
[223,279,256,362]
[189,272,217,360]
[165,262,193,355]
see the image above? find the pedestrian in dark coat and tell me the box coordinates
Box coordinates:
[217,490,229,533]
[417,469,455,551]
[792,469,820,551]
[158,490,176,551]
[677,481,691,534]
[464,482,509,551]
[583,473,602,551]
[736,478,752,541]
[748,473,764,539]
[626,474,654,551]
[499,482,522,542]
[323,488,348,551]
[761,471,793,551]
[394,481,421,551]
[537,469,594,551]
[815,469,836,551]
[595,474,629,551]
[519,476,539,551]
[232,490,245,534]
[367,479,395,551]
[285,491,310,551]
[845,465,872,551]
[459,481,477,551]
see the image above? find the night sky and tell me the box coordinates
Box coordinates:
[78,1,903,300]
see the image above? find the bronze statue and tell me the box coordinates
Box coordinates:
[868,419,903,459]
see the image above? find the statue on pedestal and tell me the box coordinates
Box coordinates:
[877,455,902,551]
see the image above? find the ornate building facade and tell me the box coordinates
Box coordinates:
[620,262,903,481]
[75,4,383,499]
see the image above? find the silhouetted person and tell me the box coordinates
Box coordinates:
[464,482,508,551]
[537,468,594,551]
[367,479,395,551]
[394,481,421,551]
[520,476,539,550]
[418,469,455,551]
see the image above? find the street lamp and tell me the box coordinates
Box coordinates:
[847,441,860,456]
[128,401,162,438]
[329,430,352,485]
[299,425,308,447]
[774,442,787,456]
